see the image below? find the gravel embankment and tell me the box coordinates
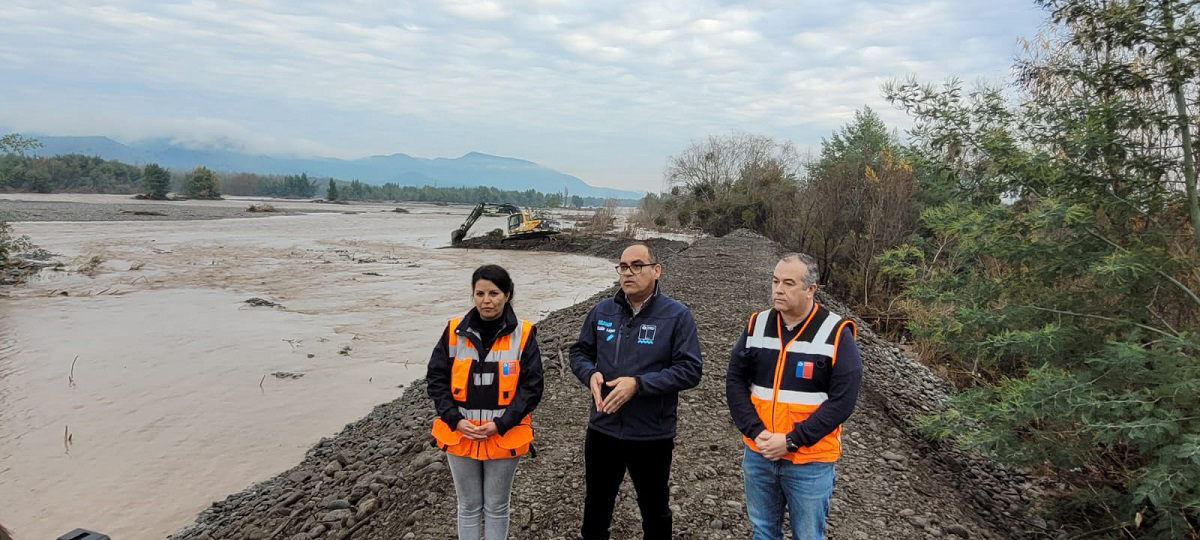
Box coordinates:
[171,231,1049,540]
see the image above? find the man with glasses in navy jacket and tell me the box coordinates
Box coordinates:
[570,242,704,540]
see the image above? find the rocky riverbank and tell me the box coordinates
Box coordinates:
[171,231,1050,540]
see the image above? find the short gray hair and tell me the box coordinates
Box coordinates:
[779,252,820,287]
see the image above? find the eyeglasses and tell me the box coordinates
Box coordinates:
[615,261,658,274]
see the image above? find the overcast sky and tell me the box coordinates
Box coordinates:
[0,1,1045,192]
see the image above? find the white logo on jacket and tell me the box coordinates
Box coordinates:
[637,324,656,345]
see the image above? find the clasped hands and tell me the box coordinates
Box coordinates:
[455,419,499,440]
[755,430,791,461]
[589,372,637,414]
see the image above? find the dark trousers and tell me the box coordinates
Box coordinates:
[581,428,675,540]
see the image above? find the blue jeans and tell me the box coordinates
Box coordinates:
[742,447,836,540]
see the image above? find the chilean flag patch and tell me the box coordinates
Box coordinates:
[795,361,814,379]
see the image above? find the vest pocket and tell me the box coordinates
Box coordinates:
[494,416,533,449]
[431,417,464,447]
[450,358,472,399]
[488,416,532,459]
[785,408,841,463]
[752,398,775,432]
[433,416,533,460]
[496,360,520,406]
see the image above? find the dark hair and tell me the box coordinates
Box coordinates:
[625,241,657,264]
[472,264,514,300]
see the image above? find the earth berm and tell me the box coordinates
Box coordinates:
[172,232,1052,540]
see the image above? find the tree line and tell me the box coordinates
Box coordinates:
[0,143,632,207]
[639,1,1198,537]
[0,150,145,194]
[225,173,628,207]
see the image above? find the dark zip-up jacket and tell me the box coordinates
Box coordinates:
[570,283,703,440]
[426,304,544,435]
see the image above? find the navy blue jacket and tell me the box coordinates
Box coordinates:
[570,283,703,440]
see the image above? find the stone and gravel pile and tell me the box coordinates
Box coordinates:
[171,231,1052,540]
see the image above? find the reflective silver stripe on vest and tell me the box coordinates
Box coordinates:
[750,384,828,406]
[804,313,842,345]
[746,308,844,356]
[744,309,774,349]
[745,308,842,408]
[453,321,525,364]
[452,321,524,398]
[458,407,507,422]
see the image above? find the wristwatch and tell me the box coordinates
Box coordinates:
[785,434,799,453]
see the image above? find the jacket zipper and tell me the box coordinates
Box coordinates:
[614,314,624,438]
[611,297,645,438]
[457,320,516,460]
[614,321,623,370]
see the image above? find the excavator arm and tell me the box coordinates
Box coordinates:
[451,202,520,244]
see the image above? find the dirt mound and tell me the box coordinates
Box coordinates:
[454,233,689,261]
[172,233,1046,540]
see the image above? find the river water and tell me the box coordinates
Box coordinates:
[0,197,615,539]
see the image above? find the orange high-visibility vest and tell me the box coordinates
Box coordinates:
[742,305,856,464]
[431,317,535,460]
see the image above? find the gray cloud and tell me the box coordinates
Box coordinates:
[0,0,1044,191]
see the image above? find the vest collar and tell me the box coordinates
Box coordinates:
[458,303,519,338]
[760,303,830,336]
[774,302,820,331]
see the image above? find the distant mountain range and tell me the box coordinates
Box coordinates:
[29,136,642,199]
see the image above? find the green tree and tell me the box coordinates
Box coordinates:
[25,166,51,193]
[658,124,918,314]
[142,163,171,200]
[346,179,368,200]
[0,133,40,156]
[326,178,339,201]
[801,108,918,304]
[287,173,316,198]
[813,106,895,173]
[183,166,221,199]
[664,132,803,237]
[0,134,39,265]
[570,195,584,207]
[0,220,35,265]
[882,0,1200,536]
[0,154,141,194]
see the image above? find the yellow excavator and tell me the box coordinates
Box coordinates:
[451,202,563,245]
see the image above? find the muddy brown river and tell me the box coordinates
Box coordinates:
[0,197,614,539]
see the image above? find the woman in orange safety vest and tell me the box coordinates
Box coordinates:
[427,264,544,540]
